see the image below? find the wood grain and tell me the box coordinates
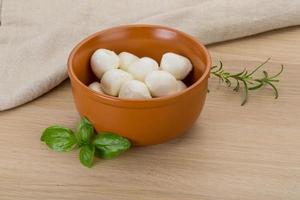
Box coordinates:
[1,26,300,200]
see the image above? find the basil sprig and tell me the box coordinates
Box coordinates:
[41,117,131,168]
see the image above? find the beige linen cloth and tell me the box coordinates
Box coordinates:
[0,0,300,111]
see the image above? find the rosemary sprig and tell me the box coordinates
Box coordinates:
[210,58,284,106]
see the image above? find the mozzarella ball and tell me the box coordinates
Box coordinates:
[88,82,104,94]
[119,52,139,71]
[176,81,187,92]
[127,57,159,81]
[119,80,152,100]
[160,52,193,80]
[101,69,133,96]
[90,49,119,79]
[145,71,177,97]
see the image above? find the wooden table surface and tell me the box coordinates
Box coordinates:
[1,27,300,200]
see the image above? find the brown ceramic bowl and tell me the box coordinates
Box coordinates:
[68,25,211,146]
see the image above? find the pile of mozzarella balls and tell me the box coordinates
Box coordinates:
[88,49,193,100]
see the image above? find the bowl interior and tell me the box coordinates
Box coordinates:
[71,26,209,90]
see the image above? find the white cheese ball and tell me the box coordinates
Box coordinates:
[160,52,193,80]
[145,71,177,97]
[127,57,159,81]
[176,81,187,92]
[101,69,133,96]
[119,52,139,71]
[177,81,187,92]
[88,82,104,94]
[119,80,152,100]
[90,49,119,79]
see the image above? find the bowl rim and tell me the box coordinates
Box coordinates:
[68,24,211,107]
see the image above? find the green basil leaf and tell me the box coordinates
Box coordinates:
[93,132,131,159]
[41,125,77,152]
[79,144,95,168]
[76,117,94,145]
